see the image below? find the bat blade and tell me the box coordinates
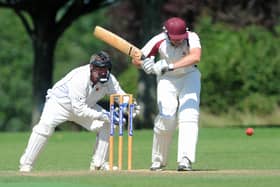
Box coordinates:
[93,26,144,61]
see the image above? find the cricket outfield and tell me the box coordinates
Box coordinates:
[0,127,280,187]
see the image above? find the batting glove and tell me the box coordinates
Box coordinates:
[152,59,174,76]
[141,56,155,74]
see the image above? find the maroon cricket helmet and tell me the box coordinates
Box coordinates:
[164,17,188,40]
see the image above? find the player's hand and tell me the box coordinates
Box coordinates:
[99,110,126,125]
[141,56,155,74]
[152,59,169,76]
[99,111,110,122]
[132,58,142,68]
[111,110,126,125]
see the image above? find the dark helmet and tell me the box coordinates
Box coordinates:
[163,17,188,40]
[90,51,112,71]
[89,51,112,84]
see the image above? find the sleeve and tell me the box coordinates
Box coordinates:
[107,74,126,95]
[68,73,103,119]
[141,33,166,57]
[188,32,201,49]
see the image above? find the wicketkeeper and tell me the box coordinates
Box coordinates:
[19,51,138,172]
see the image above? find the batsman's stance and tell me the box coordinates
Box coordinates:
[133,17,202,171]
[19,51,138,172]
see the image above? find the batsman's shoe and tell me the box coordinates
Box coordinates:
[150,162,165,171]
[19,165,32,172]
[177,157,192,171]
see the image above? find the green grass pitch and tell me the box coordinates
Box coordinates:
[0,127,280,187]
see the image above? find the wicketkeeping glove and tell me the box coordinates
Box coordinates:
[131,99,140,118]
[117,99,140,119]
[99,111,110,122]
[99,110,125,125]
[111,109,126,125]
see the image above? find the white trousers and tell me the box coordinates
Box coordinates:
[152,69,201,165]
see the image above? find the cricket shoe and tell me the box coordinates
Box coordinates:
[177,157,192,171]
[19,164,32,172]
[150,162,165,171]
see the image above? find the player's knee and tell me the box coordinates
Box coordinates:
[178,108,199,123]
[32,123,54,137]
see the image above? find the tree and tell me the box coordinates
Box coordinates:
[0,0,117,126]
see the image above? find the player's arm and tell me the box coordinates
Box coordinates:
[133,33,166,72]
[172,32,201,69]
[69,75,108,120]
[172,47,201,70]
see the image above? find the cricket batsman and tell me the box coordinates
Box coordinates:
[133,17,202,171]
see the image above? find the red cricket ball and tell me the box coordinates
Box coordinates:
[246,128,254,136]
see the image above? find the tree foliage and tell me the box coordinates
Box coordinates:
[0,0,117,126]
[0,1,279,131]
[206,0,280,32]
[0,9,32,131]
[197,18,280,115]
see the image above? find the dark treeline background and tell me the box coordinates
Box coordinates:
[0,0,279,131]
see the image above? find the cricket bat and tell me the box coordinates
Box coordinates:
[93,26,145,64]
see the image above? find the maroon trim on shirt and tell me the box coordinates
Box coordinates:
[147,39,165,57]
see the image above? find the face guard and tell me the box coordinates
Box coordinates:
[90,51,112,84]
[92,67,110,84]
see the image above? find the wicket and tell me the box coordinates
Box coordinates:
[109,94,134,170]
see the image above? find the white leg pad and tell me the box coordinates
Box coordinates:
[177,121,198,163]
[151,131,173,166]
[152,115,176,166]
[90,123,110,168]
[19,123,54,172]
[19,131,48,171]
